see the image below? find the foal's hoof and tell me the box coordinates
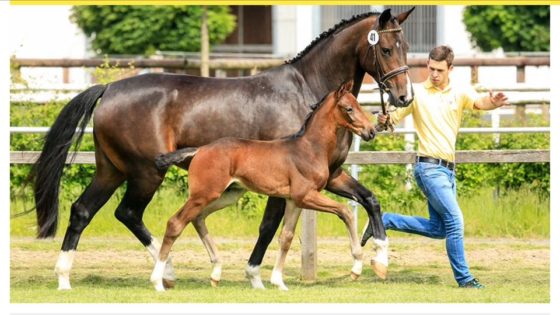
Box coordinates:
[163,279,176,289]
[350,271,360,281]
[210,278,220,288]
[371,260,387,280]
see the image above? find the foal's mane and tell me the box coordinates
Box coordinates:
[285,11,380,65]
[284,93,330,140]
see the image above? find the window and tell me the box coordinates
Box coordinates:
[391,5,438,53]
[319,5,437,53]
[218,6,273,54]
[320,5,372,32]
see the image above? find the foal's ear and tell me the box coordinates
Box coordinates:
[336,81,354,99]
[397,7,415,25]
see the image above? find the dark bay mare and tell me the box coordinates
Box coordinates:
[32,8,414,290]
[150,81,375,291]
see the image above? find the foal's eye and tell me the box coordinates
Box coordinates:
[345,107,353,113]
[382,48,391,56]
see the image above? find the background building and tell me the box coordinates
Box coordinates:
[8,5,549,87]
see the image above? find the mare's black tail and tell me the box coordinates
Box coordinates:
[155,147,198,171]
[32,84,107,238]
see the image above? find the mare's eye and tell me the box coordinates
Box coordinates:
[345,107,353,113]
[382,48,391,56]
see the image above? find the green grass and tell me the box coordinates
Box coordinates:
[10,237,549,303]
[10,183,549,303]
[460,186,549,238]
[10,186,549,239]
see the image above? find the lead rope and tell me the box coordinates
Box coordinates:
[376,81,394,132]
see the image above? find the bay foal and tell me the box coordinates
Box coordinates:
[150,81,376,291]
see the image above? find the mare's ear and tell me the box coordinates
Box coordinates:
[379,8,392,29]
[397,7,415,25]
[336,80,354,99]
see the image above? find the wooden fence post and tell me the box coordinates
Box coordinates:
[516,65,526,125]
[200,6,209,77]
[301,209,317,281]
[470,65,479,84]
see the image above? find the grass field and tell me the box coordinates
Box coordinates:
[10,185,549,304]
[10,186,550,239]
[10,236,549,303]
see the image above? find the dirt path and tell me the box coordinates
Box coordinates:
[11,236,549,274]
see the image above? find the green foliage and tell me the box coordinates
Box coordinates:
[10,95,549,229]
[358,133,424,212]
[10,100,97,201]
[456,110,549,197]
[10,55,27,86]
[235,192,269,219]
[71,5,236,55]
[463,6,550,52]
[89,55,136,84]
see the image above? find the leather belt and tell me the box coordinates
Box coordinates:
[416,156,455,171]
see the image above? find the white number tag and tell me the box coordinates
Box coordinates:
[367,30,379,46]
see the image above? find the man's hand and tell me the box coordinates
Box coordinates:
[474,89,509,110]
[488,89,508,108]
[377,113,389,125]
[375,113,392,132]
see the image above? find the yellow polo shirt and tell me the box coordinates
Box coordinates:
[390,79,479,162]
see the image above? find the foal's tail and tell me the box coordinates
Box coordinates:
[155,147,199,171]
[32,84,107,238]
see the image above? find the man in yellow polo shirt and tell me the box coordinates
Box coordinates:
[367,45,508,289]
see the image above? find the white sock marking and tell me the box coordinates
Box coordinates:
[372,237,389,267]
[151,259,167,292]
[270,269,288,291]
[54,250,75,290]
[146,238,176,282]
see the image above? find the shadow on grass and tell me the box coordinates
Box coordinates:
[74,274,265,291]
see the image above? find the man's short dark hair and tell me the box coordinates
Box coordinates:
[429,45,454,67]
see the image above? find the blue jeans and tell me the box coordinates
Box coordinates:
[382,162,474,285]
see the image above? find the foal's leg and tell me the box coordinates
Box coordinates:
[270,201,301,291]
[151,194,216,291]
[325,170,389,279]
[296,190,363,279]
[193,211,221,287]
[192,187,246,287]
[245,197,286,289]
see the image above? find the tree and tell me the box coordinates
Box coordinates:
[462,6,549,52]
[71,6,236,55]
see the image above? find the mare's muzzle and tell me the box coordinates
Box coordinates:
[379,65,413,108]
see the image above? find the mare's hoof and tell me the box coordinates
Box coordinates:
[350,272,360,281]
[163,279,176,289]
[210,278,220,288]
[371,260,387,280]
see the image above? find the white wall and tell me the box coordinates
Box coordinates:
[437,6,474,55]
[8,5,88,86]
[272,6,317,58]
[272,6,297,57]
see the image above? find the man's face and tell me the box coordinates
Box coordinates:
[427,58,452,88]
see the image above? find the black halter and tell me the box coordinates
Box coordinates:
[370,27,409,132]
